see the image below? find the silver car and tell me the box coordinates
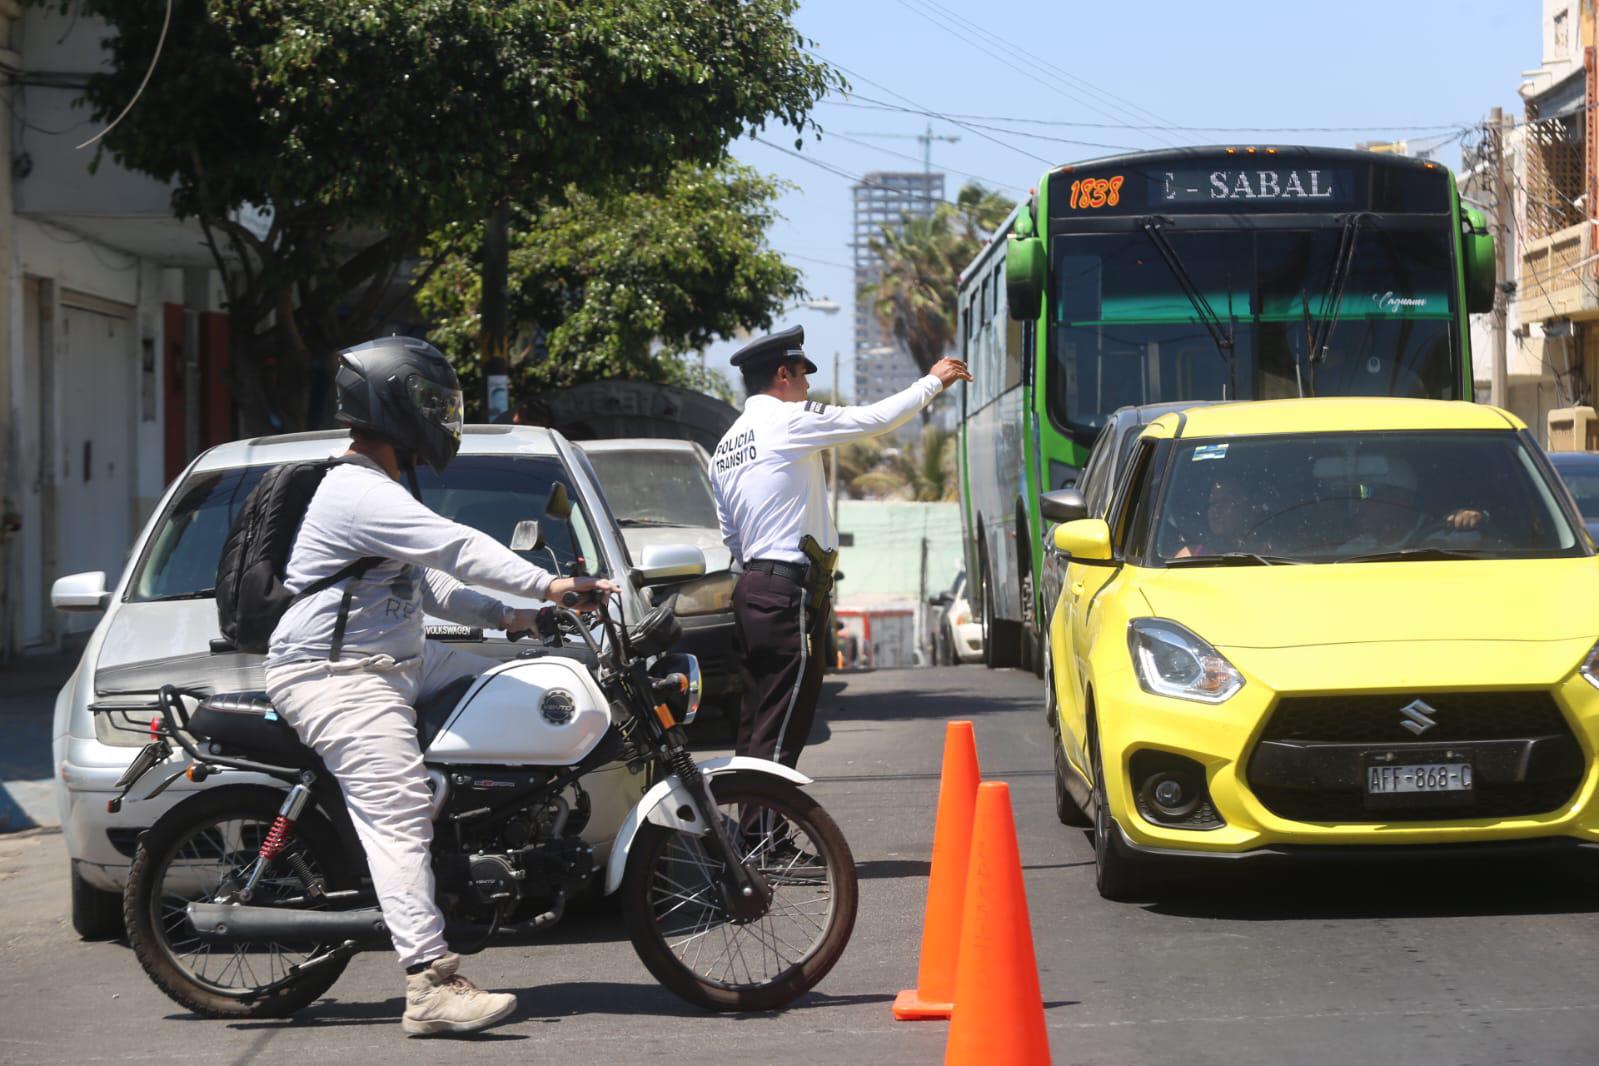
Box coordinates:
[52,426,652,938]
[578,438,740,718]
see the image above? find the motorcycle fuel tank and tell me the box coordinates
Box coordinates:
[426,657,611,766]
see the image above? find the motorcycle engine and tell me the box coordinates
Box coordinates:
[467,854,523,911]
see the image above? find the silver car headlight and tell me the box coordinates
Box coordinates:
[673,571,737,616]
[1127,619,1244,704]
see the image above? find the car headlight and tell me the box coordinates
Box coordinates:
[672,571,737,616]
[1127,619,1244,704]
[1580,640,1599,690]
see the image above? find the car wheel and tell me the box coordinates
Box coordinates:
[980,554,1021,670]
[70,862,125,941]
[1089,725,1145,901]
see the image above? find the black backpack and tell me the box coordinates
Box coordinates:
[215,459,381,657]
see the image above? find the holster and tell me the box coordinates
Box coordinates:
[798,534,838,603]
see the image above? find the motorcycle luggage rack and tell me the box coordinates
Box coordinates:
[100,685,311,787]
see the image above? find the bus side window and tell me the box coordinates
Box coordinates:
[997,262,1021,391]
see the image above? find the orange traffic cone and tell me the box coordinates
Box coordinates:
[893,719,981,1021]
[944,782,1050,1066]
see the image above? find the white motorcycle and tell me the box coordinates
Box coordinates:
[110,592,857,1017]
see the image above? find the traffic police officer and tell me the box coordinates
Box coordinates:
[709,324,972,769]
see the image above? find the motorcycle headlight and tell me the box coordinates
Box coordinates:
[1580,640,1599,691]
[1127,619,1244,704]
[672,571,737,617]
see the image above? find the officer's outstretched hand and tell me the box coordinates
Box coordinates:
[548,576,620,612]
[930,357,974,390]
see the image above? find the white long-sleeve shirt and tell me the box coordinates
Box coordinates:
[266,457,555,666]
[709,375,942,566]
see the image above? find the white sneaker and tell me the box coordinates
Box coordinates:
[402,953,517,1036]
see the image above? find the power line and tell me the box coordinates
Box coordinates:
[76,0,172,150]
[820,98,1474,137]
[822,129,1025,192]
[808,51,1055,166]
[752,135,924,193]
[894,0,1181,147]
[787,252,858,272]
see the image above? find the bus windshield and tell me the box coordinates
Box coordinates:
[1048,220,1459,439]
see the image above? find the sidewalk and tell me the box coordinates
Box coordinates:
[0,641,84,833]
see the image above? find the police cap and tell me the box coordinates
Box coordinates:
[729,324,818,374]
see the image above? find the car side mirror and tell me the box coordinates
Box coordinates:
[52,571,110,612]
[635,544,707,586]
[1052,519,1114,563]
[1039,487,1087,524]
[927,592,953,607]
[509,520,544,552]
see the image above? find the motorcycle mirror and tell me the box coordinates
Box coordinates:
[545,483,573,521]
[509,519,544,552]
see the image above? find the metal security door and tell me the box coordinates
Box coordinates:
[55,298,136,633]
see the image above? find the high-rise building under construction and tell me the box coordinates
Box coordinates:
[852,171,944,404]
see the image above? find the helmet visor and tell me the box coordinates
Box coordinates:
[407,374,464,441]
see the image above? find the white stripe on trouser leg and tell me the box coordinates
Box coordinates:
[265,655,449,970]
[774,586,809,760]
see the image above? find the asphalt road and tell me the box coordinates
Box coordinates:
[5,665,1599,1064]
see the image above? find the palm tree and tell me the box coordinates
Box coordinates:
[864,182,1015,378]
[849,426,958,501]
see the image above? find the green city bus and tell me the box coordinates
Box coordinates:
[956,145,1496,672]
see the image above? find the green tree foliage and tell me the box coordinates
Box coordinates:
[416,160,804,412]
[866,183,1015,379]
[57,0,837,432]
[846,425,958,501]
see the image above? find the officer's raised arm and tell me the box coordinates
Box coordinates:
[785,356,971,452]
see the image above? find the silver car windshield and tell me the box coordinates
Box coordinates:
[584,449,719,528]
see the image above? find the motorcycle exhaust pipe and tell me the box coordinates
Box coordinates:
[186,902,389,944]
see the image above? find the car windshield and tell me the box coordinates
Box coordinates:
[127,453,605,602]
[584,448,718,528]
[1150,430,1582,564]
[1552,459,1599,518]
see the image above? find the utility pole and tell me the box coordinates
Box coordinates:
[830,350,842,523]
[1490,106,1510,409]
[482,202,510,419]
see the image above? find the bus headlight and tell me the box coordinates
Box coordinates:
[672,572,737,616]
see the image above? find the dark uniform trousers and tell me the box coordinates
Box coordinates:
[732,567,831,768]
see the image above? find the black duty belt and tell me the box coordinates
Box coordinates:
[745,558,809,584]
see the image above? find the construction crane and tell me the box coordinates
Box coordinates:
[842,122,960,204]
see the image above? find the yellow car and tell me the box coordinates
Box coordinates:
[1044,397,1599,899]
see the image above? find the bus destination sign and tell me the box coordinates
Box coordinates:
[1159,166,1353,205]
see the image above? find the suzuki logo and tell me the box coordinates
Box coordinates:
[1398,699,1438,736]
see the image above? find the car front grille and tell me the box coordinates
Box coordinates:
[1247,691,1585,824]
[1261,691,1569,744]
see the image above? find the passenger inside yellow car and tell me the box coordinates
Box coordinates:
[1172,469,1271,558]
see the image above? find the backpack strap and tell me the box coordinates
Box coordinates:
[292,556,384,662]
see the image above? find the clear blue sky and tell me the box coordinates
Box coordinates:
[701,0,1541,398]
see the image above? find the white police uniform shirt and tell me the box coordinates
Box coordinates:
[709,375,943,566]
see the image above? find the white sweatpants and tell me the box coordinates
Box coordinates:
[264,641,497,969]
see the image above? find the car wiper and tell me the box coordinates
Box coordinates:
[1307,213,1371,369]
[140,589,215,602]
[1165,552,1303,567]
[1337,547,1494,563]
[617,518,686,527]
[1138,216,1234,363]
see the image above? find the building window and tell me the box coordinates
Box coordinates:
[1554,9,1569,50]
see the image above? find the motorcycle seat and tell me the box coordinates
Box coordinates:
[187,691,321,770]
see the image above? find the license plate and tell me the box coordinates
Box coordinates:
[1366,763,1473,795]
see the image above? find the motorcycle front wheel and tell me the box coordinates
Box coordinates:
[124,787,357,1018]
[620,771,858,1012]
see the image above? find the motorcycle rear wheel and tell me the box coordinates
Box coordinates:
[621,771,858,1012]
[124,787,357,1018]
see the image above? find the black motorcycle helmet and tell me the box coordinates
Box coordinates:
[334,336,464,474]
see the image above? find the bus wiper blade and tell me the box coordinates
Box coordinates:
[1337,547,1492,563]
[1138,216,1234,362]
[1165,552,1303,567]
[1308,212,1371,368]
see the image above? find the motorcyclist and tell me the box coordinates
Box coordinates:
[262,336,616,1036]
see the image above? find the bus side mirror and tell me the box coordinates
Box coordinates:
[1462,206,1496,315]
[1007,235,1044,321]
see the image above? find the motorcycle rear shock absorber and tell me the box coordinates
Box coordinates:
[239,782,312,902]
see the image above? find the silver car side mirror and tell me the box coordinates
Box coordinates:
[52,571,110,612]
[635,544,707,586]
